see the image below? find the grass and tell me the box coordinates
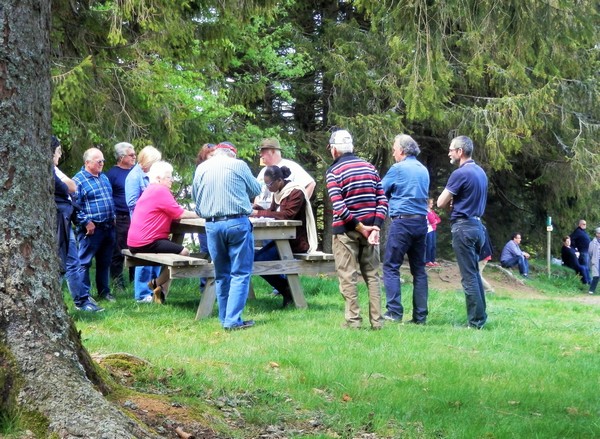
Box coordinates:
[6,264,597,438]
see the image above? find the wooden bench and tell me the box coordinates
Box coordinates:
[123,249,336,320]
[122,249,208,267]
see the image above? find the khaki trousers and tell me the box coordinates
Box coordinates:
[332,231,383,328]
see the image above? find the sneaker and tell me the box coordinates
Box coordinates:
[406,319,426,325]
[383,312,402,322]
[425,262,435,267]
[432,262,441,267]
[136,295,153,303]
[99,292,116,302]
[589,291,595,295]
[271,288,280,296]
[224,320,255,331]
[75,301,104,312]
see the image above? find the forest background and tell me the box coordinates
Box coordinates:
[50,0,600,256]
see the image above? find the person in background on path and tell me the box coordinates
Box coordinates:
[570,219,591,268]
[125,145,162,302]
[128,161,199,303]
[105,142,136,290]
[561,235,591,285]
[500,233,530,277]
[381,134,430,325]
[52,137,103,312]
[326,129,388,330]
[425,198,442,267]
[192,142,261,331]
[478,225,494,293]
[437,135,488,329]
[72,147,116,303]
[587,227,600,295]
[251,165,318,308]
[255,138,316,208]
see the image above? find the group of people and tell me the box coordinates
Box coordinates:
[52,139,198,312]
[53,130,495,331]
[494,218,599,295]
[560,219,600,294]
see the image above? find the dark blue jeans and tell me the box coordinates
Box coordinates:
[501,255,529,276]
[451,218,487,328]
[383,217,428,322]
[254,240,290,295]
[425,230,437,263]
[77,224,116,298]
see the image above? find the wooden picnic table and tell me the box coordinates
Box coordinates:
[125,217,335,319]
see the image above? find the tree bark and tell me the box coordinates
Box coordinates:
[0,1,154,437]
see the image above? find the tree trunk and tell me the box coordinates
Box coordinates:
[0,2,154,437]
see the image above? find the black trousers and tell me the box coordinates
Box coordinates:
[110,214,134,285]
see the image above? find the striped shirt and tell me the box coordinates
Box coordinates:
[326,153,388,234]
[72,167,115,226]
[192,155,261,218]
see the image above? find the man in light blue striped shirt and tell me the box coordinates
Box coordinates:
[192,142,261,330]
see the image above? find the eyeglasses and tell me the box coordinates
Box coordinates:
[95,159,105,164]
[448,147,462,152]
[266,180,277,188]
[126,153,136,158]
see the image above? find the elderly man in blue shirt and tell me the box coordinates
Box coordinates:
[192,142,262,331]
[73,148,116,302]
[381,134,430,325]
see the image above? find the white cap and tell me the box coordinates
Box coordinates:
[329,130,353,150]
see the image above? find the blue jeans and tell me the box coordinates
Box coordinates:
[383,217,428,322]
[425,230,437,263]
[134,265,161,300]
[64,228,89,307]
[501,255,529,276]
[77,225,116,298]
[254,241,290,295]
[579,251,590,269]
[206,217,254,328]
[451,218,487,328]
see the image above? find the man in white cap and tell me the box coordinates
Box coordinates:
[255,138,316,207]
[326,129,388,330]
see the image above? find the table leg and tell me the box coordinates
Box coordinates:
[196,278,216,320]
[274,240,307,308]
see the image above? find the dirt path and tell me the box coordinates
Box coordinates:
[424,259,600,305]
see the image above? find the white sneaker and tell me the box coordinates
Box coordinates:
[589,291,594,295]
[136,295,153,303]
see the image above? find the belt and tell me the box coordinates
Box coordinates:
[451,216,481,224]
[206,214,247,222]
[391,214,426,220]
[93,221,114,229]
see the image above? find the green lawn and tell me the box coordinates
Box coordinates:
[66,268,600,438]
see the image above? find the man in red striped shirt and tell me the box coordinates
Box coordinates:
[326,130,388,330]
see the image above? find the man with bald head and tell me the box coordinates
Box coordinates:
[73,148,117,303]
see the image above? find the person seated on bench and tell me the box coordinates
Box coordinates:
[561,235,591,285]
[127,161,199,303]
[251,165,317,307]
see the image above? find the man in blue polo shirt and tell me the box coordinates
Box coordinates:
[381,134,430,324]
[437,136,488,329]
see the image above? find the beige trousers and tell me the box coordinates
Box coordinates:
[332,231,383,328]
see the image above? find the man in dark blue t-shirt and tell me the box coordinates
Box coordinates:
[105,142,136,289]
[438,136,488,329]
